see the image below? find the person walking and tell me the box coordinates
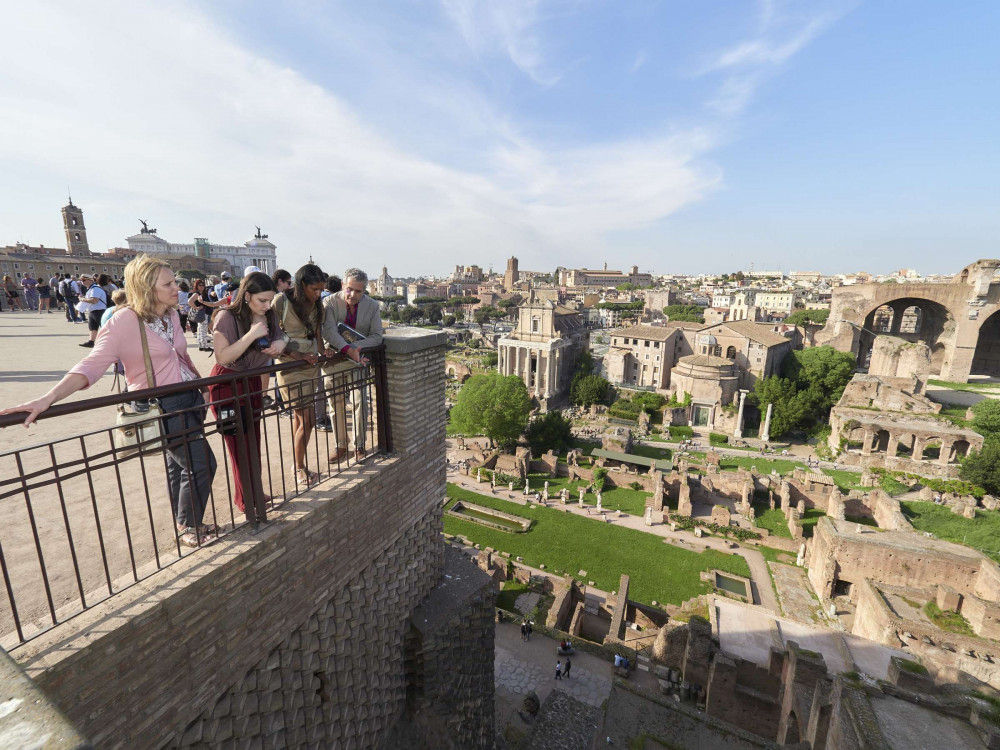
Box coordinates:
[0,256,218,548]
[564,657,572,678]
[77,274,108,348]
[521,621,527,641]
[187,279,220,351]
[177,281,190,333]
[208,272,287,516]
[321,268,384,463]
[272,263,329,486]
[526,620,533,641]
[555,661,562,680]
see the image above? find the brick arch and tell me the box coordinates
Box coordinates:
[972,309,1000,378]
[856,296,958,374]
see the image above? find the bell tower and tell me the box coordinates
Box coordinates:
[62,196,90,255]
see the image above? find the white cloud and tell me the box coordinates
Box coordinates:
[702,0,849,115]
[0,1,722,274]
[439,0,568,86]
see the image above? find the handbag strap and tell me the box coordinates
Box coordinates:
[137,316,157,389]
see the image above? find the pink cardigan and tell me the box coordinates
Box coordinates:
[70,308,201,391]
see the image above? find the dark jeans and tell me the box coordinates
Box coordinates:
[160,390,218,528]
[64,295,80,321]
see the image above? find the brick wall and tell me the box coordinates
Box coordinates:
[15,328,495,749]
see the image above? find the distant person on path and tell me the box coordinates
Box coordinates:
[521,621,527,641]
[322,268,383,463]
[76,274,108,348]
[177,281,190,332]
[555,661,562,680]
[187,279,222,351]
[3,275,24,311]
[0,256,219,548]
[209,272,287,515]
[50,274,63,311]
[526,620,533,641]
[35,277,52,313]
[59,274,80,322]
[564,657,572,678]
[273,263,329,486]
[20,274,38,310]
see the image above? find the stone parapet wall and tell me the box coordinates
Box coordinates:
[13,328,496,749]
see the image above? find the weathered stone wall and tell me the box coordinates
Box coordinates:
[706,654,782,740]
[14,329,496,749]
[974,558,1000,601]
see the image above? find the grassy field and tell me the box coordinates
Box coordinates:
[901,501,1000,560]
[719,455,806,476]
[752,503,792,538]
[800,508,827,537]
[521,472,653,516]
[928,379,1000,394]
[822,468,868,493]
[444,483,750,606]
[753,545,797,564]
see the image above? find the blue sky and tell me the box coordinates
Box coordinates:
[0,1,997,277]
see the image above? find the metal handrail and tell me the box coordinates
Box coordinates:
[0,345,392,646]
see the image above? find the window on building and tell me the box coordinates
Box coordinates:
[531,316,540,333]
[13,263,19,269]
[644,354,649,360]
[726,346,736,360]
[74,233,81,241]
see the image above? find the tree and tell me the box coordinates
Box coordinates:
[482,351,498,368]
[786,309,830,327]
[524,411,574,457]
[751,346,856,438]
[425,302,443,324]
[971,400,1000,437]
[961,440,1000,496]
[663,304,705,324]
[443,314,456,327]
[449,373,531,449]
[413,296,446,304]
[448,296,480,306]
[592,467,608,493]
[571,374,610,408]
[400,306,422,324]
[474,306,502,330]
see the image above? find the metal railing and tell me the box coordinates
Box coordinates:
[0,346,391,647]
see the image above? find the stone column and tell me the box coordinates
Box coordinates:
[886,432,899,458]
[760,403,774,442]
[861,429,875,456]
[938,440,954,466]
[547,351,556,398]
[911,436,926,462]
[733,390,748,438]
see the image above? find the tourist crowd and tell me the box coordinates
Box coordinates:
[1,255,384,548]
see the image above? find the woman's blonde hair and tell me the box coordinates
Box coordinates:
[125,255,173,321]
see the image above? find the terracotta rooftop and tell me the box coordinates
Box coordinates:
[612,325,676,341]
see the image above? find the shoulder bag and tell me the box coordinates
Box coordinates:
[113,319,164,455]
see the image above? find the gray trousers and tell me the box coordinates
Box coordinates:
[160,390,218,528]
[324,363,369,451]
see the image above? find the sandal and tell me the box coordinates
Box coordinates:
[178,527,201,548]
[294,467,319,486]
[199,523,221,536]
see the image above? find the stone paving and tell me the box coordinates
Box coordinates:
[493,622,613,709]
[771,561,826,623]
[514,591,540,615]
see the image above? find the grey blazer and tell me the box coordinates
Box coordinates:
[322,292,384,352]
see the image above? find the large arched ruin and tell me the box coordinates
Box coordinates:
[816,259,1000,382]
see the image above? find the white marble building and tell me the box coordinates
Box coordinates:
[126,228,277,276]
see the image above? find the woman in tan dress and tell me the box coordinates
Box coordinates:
[272,264,331,485]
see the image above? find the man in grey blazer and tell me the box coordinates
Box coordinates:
[322,268,384,462]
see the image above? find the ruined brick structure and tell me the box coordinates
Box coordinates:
[13,329,496,749]
[816,258,1000,382]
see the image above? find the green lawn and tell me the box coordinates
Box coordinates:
[822,468,868,493]
[800,508,827,538]
[524,472,652,516]
[752,503,792,538]
[444,483,750,606]
[901,501,1000,561]
[753,545,796,564]
[718,455,806,476]
[928,379,1000,394]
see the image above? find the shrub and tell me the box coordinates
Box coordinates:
[593,467,608,493]
[629,481,643,491]
[709,433,729,447]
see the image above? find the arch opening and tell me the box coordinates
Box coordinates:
[972,310,1000,379]
[856,297,955,374]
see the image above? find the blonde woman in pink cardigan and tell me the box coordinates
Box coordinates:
[1,256,219,548]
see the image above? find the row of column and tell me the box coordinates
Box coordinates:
[859,428,965,465]
[498,345,562,399]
